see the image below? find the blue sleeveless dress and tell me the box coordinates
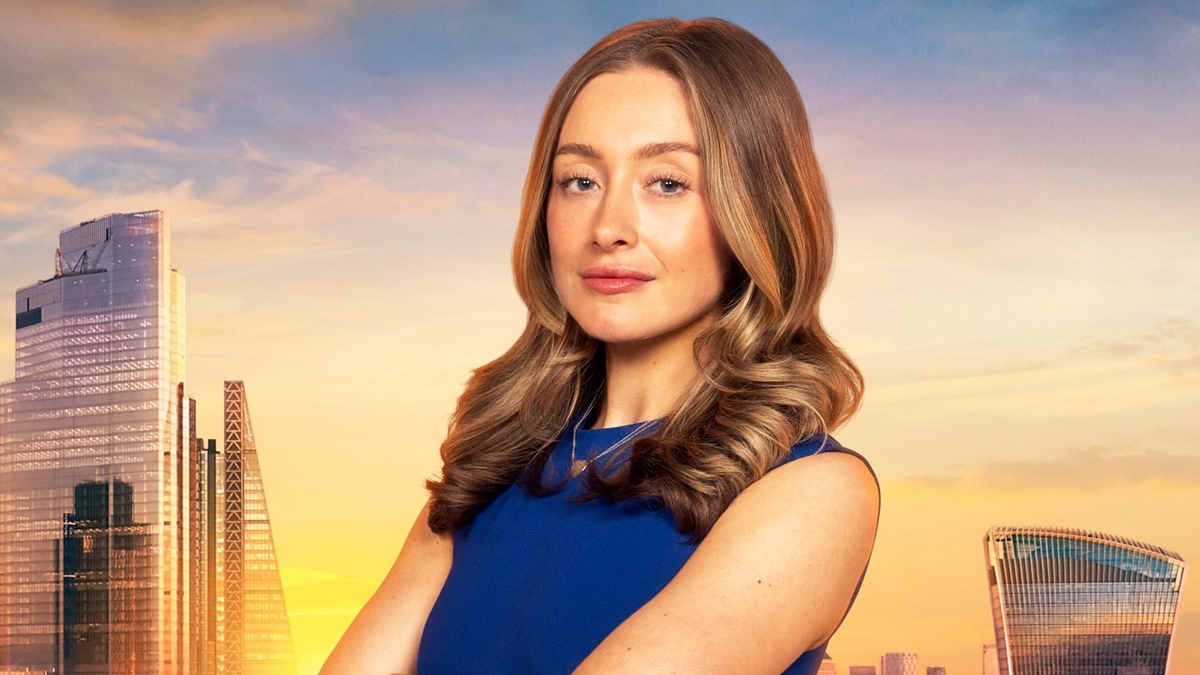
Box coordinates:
[417,421,869,674]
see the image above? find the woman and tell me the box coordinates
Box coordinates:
[324,17,878,675]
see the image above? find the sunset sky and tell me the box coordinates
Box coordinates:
[2,2,1198,673]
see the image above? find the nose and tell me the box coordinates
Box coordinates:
[591,180,638,251]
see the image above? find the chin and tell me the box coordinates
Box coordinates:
[571,314,651,345]
[576,314,698,348]
[579,325,650,345]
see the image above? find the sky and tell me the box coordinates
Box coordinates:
[1,1,1199,673]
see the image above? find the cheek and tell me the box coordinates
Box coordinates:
[545,206,577,290]
[689,221,732,293]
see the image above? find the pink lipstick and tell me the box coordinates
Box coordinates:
[580,266,654,294]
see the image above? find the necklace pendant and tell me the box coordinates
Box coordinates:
[571,459,587,477]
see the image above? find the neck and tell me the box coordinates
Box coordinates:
[591,318,711,429]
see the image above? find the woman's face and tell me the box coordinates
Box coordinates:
[547,67,731,348]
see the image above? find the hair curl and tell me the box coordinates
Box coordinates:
[426,17,862,543]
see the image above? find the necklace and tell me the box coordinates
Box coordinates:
[569,398,659,478]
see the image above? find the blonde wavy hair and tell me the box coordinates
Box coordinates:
[426,17,862,542]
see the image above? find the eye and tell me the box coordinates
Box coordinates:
[648,173,690,197]
[558,174,598,193]
[658,179,683,194]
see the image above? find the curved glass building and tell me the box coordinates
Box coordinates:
[985,526,1186,675]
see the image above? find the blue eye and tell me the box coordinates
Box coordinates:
[650,175,689,196]
[559,175,597,192]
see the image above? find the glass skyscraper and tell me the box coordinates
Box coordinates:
[221,381,295,675]
[984,525,1186,675]
[1,212,187,672]
[0,212,294,674]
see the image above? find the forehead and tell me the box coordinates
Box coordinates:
[557,67,697,150]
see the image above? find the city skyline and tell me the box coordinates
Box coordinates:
[0,212,295,673]
[1,211,190,670]
[1,2,1197,673]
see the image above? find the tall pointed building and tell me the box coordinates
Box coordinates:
[222,381,295,675]
[0,212,294,673]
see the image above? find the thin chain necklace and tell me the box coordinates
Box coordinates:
[569,397,659,478]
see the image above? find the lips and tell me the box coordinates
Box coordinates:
[580,265,654,294]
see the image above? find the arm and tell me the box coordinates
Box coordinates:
[574,451,879,674]
[321,499,453,675]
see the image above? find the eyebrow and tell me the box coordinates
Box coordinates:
[554,141,700,161]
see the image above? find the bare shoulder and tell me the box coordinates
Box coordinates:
[739,448,879,521]
[703,447,879,604]
[575,448,879,674]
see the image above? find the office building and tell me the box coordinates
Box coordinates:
[880,653,917,675]
[849,667,876,675]
[0,212,188,672]
[222,381,296,675]
[61,479,154,671]
[925,668,945,675]
[985,526,1186,675]
[982,644,999,675]
[0,212,294,673]
[198,437,225,675]
[817,655,835,674]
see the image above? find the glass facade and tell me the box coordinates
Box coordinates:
[0,212,186,673]
[985,526,1186,675]
[198,438,225,675]
[61,480,154,671]
[880,652,917,675]
[221,382,295,675]
[0,213,294,673]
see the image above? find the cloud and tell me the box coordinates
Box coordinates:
[1074,318,1200,382]
[902,446,1200,493]
[0,0,348,219]
[858,315,1200,425]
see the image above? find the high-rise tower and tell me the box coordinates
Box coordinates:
[221,381,296,675]
[0,212,190,673]
[0,213,295,674]
[985,526,1186,675]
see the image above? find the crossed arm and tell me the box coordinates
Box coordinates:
[320,499,453,674]
[322,451,879,674]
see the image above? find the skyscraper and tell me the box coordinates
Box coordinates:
[879,653,917,675]
[222,381,295,675]
[0,213,295,673]
[984,526,1186,675]
[1,212,188,672]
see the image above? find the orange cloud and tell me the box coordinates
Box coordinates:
[903,447,1200,492]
